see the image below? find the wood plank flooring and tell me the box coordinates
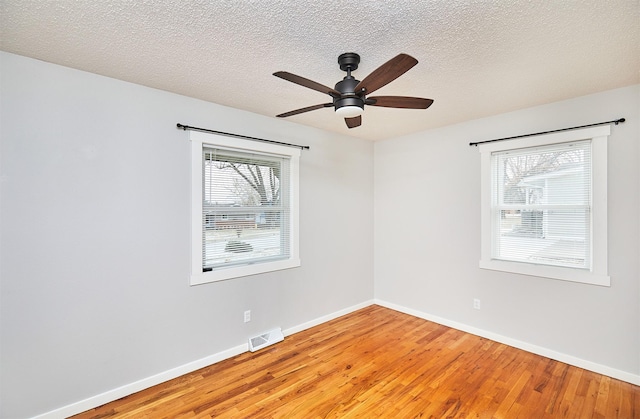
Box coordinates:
[73,305,640,418]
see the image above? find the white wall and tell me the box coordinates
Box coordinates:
[375,85,640,379]
[0,52,374,418]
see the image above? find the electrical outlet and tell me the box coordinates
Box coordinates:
[473,299,481,310]
[244,310,251,323]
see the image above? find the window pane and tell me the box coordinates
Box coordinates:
[492,140,591,269]
[496,209,589,268]
[202,147,290,271]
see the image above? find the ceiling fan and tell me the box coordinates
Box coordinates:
[273,53,433,129]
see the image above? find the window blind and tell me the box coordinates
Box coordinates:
[491,140,592,269]
[202,146,291,271]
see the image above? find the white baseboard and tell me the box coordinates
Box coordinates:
[283,299,375,337]
[32,343,248,419]
[374,299,640,386]
[33,300,374,419]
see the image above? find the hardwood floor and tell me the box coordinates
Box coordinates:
[73,305,639,418]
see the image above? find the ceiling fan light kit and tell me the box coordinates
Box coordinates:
[274,52,433,129]
[335,105,364,118]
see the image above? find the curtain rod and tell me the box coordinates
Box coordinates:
[469,118,625,147]
[177,123,310,150]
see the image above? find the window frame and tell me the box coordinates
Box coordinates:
[190,131,300,285]
[478,125,610,286]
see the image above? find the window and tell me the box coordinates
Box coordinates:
[478,126,609,286]
[191,131,300,284]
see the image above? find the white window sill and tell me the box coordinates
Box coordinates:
[191,258,301,285]
[479,259,610,287]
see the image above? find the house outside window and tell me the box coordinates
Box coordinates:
[190,132,300,285]
[478,126,610,286]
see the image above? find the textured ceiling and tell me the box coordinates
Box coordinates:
[1,0,639,141]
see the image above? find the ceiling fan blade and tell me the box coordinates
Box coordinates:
[274,71,341,98]
[345,115,362,129]
[366,96,434,109]
[355,54,418,95]
[276,103,333,118]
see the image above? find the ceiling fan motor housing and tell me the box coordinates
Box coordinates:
[334,76,364,112]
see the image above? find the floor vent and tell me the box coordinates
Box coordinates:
[248,328,284,352]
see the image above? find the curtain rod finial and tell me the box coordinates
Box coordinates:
[616,118,625,125]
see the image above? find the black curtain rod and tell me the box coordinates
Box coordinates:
[177,123,310,150]
[469,118,625,147]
